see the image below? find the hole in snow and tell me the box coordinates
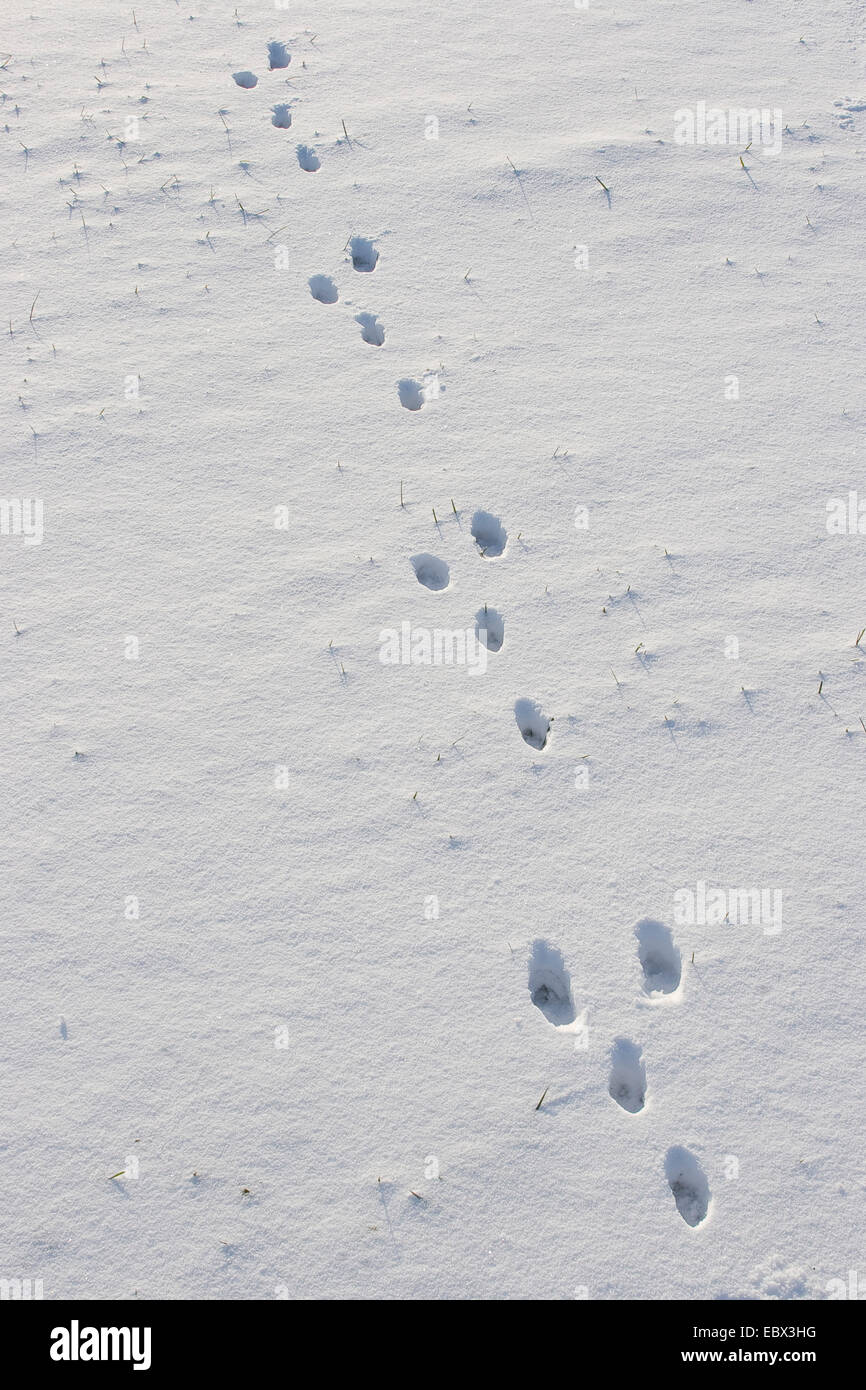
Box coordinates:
[309,275,338,304]
[356,312,385,346]
[471,509,507,558]
[271,104,292,128]
[398,379,424,410]
[474,607,504,652]
[410,554,450,591]
[232,71,258,89]
[665,1147,710,1227]
[349,236,378,272]
[608,1038,646,1113]
[267,41,291,70]
[528,940,575,1025]
[635,919,681,997]
[297,145,320,171]
[514,698,551,750]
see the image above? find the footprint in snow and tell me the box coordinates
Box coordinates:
[267,41,291,70]
[398,379,425,410]
[356,312,385,346]
[528,939,575,1026]
[635,918,682,999]
[309,275,338,304]
[297,145,320,172]
[664,1147,711,1227]
[349,236,379,272]
[608,1038,646,1113]
[232,71,258,88]
[471,510,507,558]
[410,554,450,591]
[475,606,504,652]
[271,104,292,129]
[514,697,551,750]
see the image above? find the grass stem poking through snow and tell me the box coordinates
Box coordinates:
[506,155,534,221]
[535,1087,549,1111]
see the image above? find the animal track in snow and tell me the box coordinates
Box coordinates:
[528,940,575,1026]
[635,919,682,999]
[309,275,338,304]
[267,41,291,70]
[271,104,292,128]
[514,698,551,750]
[471,510,507,558]
[664,1147,710,1227]
[349,236,379,272]
[475,606,504,652]
[356,312,385,346]
[232,71,258,88]
[398,379,425,410]
[410,554,450,591]
[608,1038,646,1113]
[297,145,320,171]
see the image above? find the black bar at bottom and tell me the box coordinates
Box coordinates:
[6,1298,858,1375]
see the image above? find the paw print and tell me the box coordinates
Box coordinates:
[231,41,295,130]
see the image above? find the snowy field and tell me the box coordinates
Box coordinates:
[1,0,865,1301]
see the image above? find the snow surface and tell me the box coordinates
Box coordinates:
[1,0,865,1300]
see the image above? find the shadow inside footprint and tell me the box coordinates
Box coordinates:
[398,379,424,410]
[297,144,320,171]
[410,553,450,591]
[309,275,338,304]
[232,71,258,88]
[608,1038,646,1113]
[665,1146,711,1227]
[635,919,681,997]
[528,939,575,1025]
[350,236,379,272]
[271,103,292,128]
[515,698,551,750]
[471,510,508,558]
[356,312,385,346]
[475,607,504,652]
[267,40,291,70]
